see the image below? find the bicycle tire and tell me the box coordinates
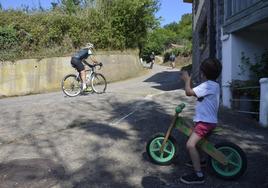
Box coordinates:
[91,73,107,94]
[208,142,247,180]
[61,74,81,97]
[146,133,178,165]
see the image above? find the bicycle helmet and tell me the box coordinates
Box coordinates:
[85,42,94,49]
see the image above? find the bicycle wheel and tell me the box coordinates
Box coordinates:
[208,142,247,180]
[91,73,107,94]
[61,74,81,97]
[146,133,178,165]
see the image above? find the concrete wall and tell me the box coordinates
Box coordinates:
[0,50,144,97]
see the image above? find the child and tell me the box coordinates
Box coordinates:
[180,58,222,184]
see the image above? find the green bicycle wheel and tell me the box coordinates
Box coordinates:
[208,142,247,180]
[146,133,178,165]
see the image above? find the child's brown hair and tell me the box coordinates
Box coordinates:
[200,58,222,80]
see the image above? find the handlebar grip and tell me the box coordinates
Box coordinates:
[175,103,186,113]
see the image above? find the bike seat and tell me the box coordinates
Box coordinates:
[205,127,223,138]
[212,127,223,134]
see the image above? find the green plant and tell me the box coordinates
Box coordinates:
[141,13,192,58]
[232,50,268,118]
[0,0,160,61]
[251,49,268,80]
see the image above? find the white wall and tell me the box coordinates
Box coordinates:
[221,31,233,108]
[221,29,268,108]
[231,30,268,80]
[259,78,268,127]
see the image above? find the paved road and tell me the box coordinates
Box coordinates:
[0,65,267,188]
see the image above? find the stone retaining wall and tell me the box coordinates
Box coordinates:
[0,50,144,97]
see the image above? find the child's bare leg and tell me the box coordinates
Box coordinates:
[186,132,202,172]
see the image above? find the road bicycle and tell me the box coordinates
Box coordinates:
[146,103,247,180]
[61,61,107,97]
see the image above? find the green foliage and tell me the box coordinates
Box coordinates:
[142,13,192,59]
[232,50,268,116]
[143,28,176,55]
[239,50,268,81]
[61,0,78,14]
[0,26,18,50]
[251,49,268,80]
[0,26,20,60]
[0,0,159,61]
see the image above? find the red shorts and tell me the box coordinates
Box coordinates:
[193,122,216,138]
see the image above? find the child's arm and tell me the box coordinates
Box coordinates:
[181,71,196,97]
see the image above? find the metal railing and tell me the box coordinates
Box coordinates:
[230,85,260,115]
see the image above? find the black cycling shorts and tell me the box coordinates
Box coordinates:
[71,57,85,72]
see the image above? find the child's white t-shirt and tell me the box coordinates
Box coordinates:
[192,80,220,124]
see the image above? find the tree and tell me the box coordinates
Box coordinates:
[141,13,192,58]
[61,0,78,14]
[176,13,192,41]
[109,0,160,49]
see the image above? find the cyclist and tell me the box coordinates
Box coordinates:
[70,42,99,91]
[149,52,155,69]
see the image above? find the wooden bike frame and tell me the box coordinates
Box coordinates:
[159,111,228,165]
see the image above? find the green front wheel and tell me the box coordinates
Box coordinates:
[146,133,178,165]
[208,142,247,180]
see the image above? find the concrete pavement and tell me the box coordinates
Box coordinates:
[0,65,267,188]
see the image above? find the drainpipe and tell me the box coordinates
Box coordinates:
[209,0,216,58]
[259,78,268,127]
[221,27,232,108]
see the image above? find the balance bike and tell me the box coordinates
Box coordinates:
[146,103,247,180]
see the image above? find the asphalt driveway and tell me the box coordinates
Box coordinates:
[0,65,267,188]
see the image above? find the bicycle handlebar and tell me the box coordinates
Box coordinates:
[175,103,186,114]
[83,60,103,70]
[97,62,103,69]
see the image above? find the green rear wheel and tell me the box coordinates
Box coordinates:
[208,142,247,180]
[146,133,178,165]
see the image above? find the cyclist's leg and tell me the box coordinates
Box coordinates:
[71,57,86,89]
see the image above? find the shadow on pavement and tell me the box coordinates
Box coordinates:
[0,158,67,188]
[143,71,184,91]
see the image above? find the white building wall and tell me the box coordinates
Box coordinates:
[221,31,233,108]
[221,29,268,108]
[259,78,268,127]
[231,30,268,81]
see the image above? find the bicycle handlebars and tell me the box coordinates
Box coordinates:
[175,103,186,114]
[83,60,103,70]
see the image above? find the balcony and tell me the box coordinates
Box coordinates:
[223,0,268,33]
